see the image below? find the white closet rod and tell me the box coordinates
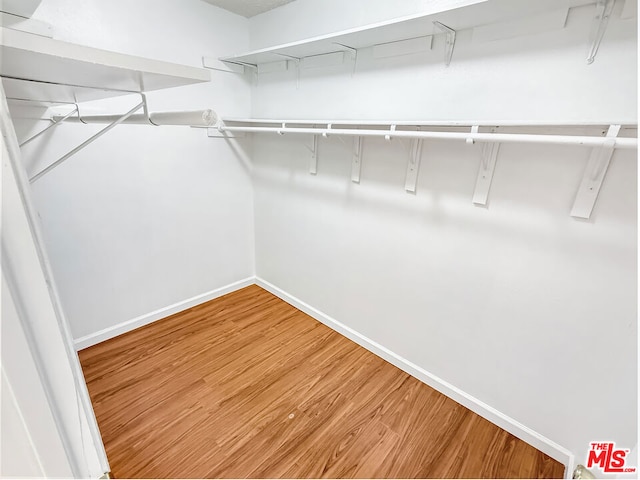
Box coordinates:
[218,125,637,149]
[52,109,217,127]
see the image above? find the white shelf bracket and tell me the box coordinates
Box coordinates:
[433,21,456,66]
[309,134,319,175]
[204,57,246,74]
[570,124,620,219]
[277,122,286,135]
[228,60,258,82]
[472,140,500,206]
[405,138,424,193]
[586,0,616,64]
[276,53,301,88]
[334,42,358,76]
[334,42,357,61]
[351,136,364,183]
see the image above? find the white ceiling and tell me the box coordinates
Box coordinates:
[200,0,296,18]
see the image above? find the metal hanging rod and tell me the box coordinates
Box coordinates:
[217,124,637,149]
[29,101,145,183]
[24,91,219,183]
[52,109,218,127]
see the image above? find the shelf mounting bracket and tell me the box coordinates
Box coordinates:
[586,0,616,64]
[351,136,364,183]
[433,21,456,67]
[333,42,357,61]
[334,42,358,76]
[472,136,500,206]
[570,124,620,219]
[275,53,301,88]
[405,137,424,193]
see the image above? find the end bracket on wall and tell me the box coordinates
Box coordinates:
[586,0,616,64]
[570,124,620,219]
[433,21,456,67]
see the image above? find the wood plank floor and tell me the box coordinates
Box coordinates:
[79,285,565,479]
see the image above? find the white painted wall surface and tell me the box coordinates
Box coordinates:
[248,0,637,472]
[13,0,254,342]
[249,1,636,124]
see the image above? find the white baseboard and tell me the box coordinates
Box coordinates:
[255,276,574,477]
[73,277,255,350]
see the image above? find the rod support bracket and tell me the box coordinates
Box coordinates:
[351,136,364,183]
[385,124,396,141]
[472,138,500,206]
[309,134,319,174]
[570,124,621,218]
[467,125,480,145]
[405,137,424,193]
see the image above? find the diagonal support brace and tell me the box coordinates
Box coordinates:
[19,106,78,147]
[30,101,144,183]
[570,124,620,218]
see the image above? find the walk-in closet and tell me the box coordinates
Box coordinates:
[1,0,637,478]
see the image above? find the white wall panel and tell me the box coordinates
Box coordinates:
[14,0,254,341]
[249,0,637,472]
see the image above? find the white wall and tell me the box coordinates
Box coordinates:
[249,0,637,472]
[13,0,254,342]
[249,1,636,123]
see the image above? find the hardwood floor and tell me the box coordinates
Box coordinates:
[79,285,565,479]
